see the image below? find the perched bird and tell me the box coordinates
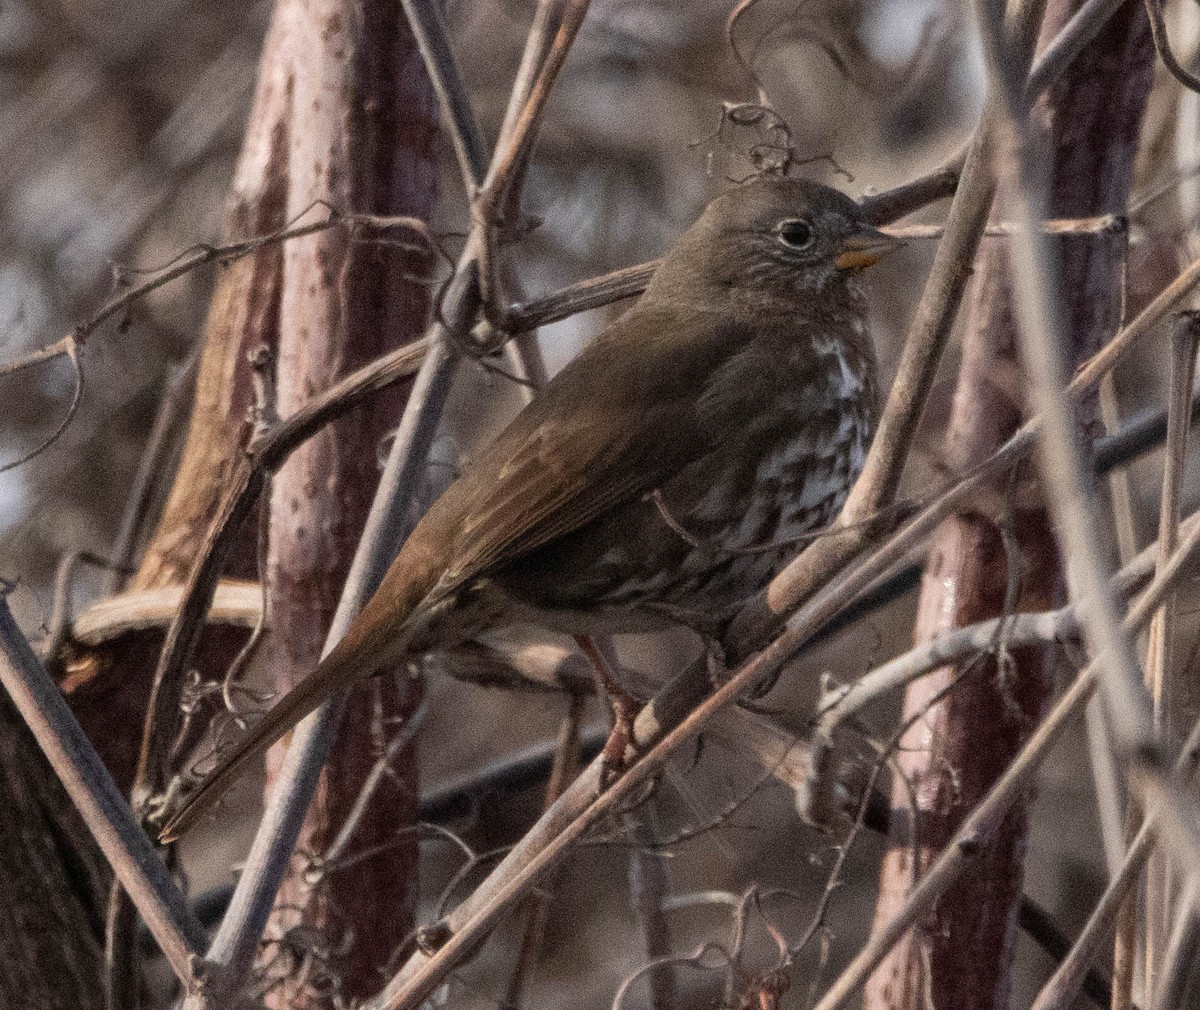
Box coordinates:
[161,176,896,841]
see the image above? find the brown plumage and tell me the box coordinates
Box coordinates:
[160,176,895,841]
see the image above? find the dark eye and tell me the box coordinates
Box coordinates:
[777,219,814,249]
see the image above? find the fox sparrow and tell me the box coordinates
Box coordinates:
[162,176,895,840]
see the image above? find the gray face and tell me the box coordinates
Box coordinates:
[697,177,875,296]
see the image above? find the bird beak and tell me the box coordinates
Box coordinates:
[834,226,904,272]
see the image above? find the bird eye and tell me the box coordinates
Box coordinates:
[776,219,814,249]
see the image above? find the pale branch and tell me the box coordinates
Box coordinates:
[809,509,1200,1010]
[476,0,592,316]
[400,0,488,191]
[504,694,585,1010]
[1142,313,1199,988]
[1150,880,1200,1010]
[810,506,1195,746]
[1030,713,1200,1010]
[70,583,264,650]
[979,0,1151,763]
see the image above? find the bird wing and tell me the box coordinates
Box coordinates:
[427,310,730,599]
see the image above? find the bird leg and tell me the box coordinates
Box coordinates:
[574,635,642,785]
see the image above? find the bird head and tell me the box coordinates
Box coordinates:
[655,176,902,302]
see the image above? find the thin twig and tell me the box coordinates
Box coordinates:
[503,693,584,1009]
[400,0,489,191]
[40,550,119,664]
[505,214,1123,334]
[507,260,660,331]
[1031,705,1200,1010]
[105,349,201,595]
[1095,372,1137,878]
[1143,0,1200,95]
[1151,880,1200,1010]
[0,210,422,380]
[1141,313,1200,993]
[0,336,84,474]
[0,211,432,476]
[321,703,429,866]
[1030,818,1154,1010]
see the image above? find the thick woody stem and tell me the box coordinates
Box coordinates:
[188,2,593,1000]
[256,2,438,1005]
[0,601,208,986]
[865,3,1154,1007]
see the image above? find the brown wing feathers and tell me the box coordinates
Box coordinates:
[161,276,733,840]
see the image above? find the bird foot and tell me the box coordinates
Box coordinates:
[599,692,642,788]
[574,635,645,787]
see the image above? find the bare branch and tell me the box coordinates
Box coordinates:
[400,0,488,191]
[0,598,208,986]
[0,336,83,474]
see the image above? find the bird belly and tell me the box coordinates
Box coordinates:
[491,394,873,634]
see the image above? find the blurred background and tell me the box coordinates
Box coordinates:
[1,1,1197,1007]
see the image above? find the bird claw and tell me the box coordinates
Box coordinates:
[574,635,646,787]
[599,693,643,788]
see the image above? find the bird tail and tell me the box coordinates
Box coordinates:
[159,497,459,843]
[157,629,375,843]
